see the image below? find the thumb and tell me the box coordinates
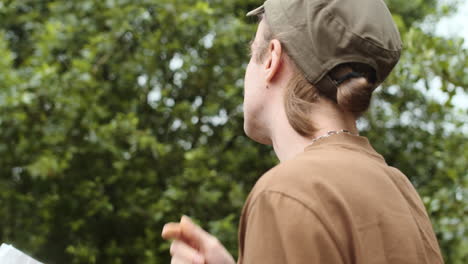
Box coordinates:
[180,215,214,250]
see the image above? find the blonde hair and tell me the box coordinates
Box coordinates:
[254,19,375,137]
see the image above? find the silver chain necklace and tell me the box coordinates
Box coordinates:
[310,129,356,145]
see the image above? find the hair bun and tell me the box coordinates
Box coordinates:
[336,77,373,115]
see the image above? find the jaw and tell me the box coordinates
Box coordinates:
[243,115,273,145]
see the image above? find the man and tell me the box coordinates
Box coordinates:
[162,0,444,263]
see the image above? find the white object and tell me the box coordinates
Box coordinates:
[0,244,43,264]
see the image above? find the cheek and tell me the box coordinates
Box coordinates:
[244,60,263,92]
[244,60,254,87]
[243,67,266,118]
[244,62,258,100]
[243,62,254,103]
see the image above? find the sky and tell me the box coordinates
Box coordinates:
[436,0,468,47]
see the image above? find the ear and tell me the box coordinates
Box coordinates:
[264,39,283,84]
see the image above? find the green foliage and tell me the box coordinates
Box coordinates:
[0,0,466,263]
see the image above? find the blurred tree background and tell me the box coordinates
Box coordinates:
[0,0,466,263]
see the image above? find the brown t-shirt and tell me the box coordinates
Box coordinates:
[237,133,443,264]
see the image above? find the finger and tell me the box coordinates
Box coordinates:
[170,240,205,264]
[171,255,203,264]
[171,255,187,264]
[171,256,205,264]
[162,222,182,240]
[180,215,217,250]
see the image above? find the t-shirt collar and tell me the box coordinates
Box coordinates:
[304,133,385,162]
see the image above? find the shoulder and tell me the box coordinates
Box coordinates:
[246,152,334,212]
[246,145,387,214]
[239,187,345,264]
[251,147,351,193]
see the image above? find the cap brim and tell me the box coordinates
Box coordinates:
[246,5,265,17]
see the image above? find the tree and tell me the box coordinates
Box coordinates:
[0,0,466,263]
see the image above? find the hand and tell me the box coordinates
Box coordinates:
[162,216,236,264]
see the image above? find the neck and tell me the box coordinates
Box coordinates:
[270,99,358,162]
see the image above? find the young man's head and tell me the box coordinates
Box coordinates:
[243,0,402,145]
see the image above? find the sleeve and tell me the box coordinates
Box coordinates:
[242,191,344,264]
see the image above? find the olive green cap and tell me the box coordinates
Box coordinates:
[247,0,402,90]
